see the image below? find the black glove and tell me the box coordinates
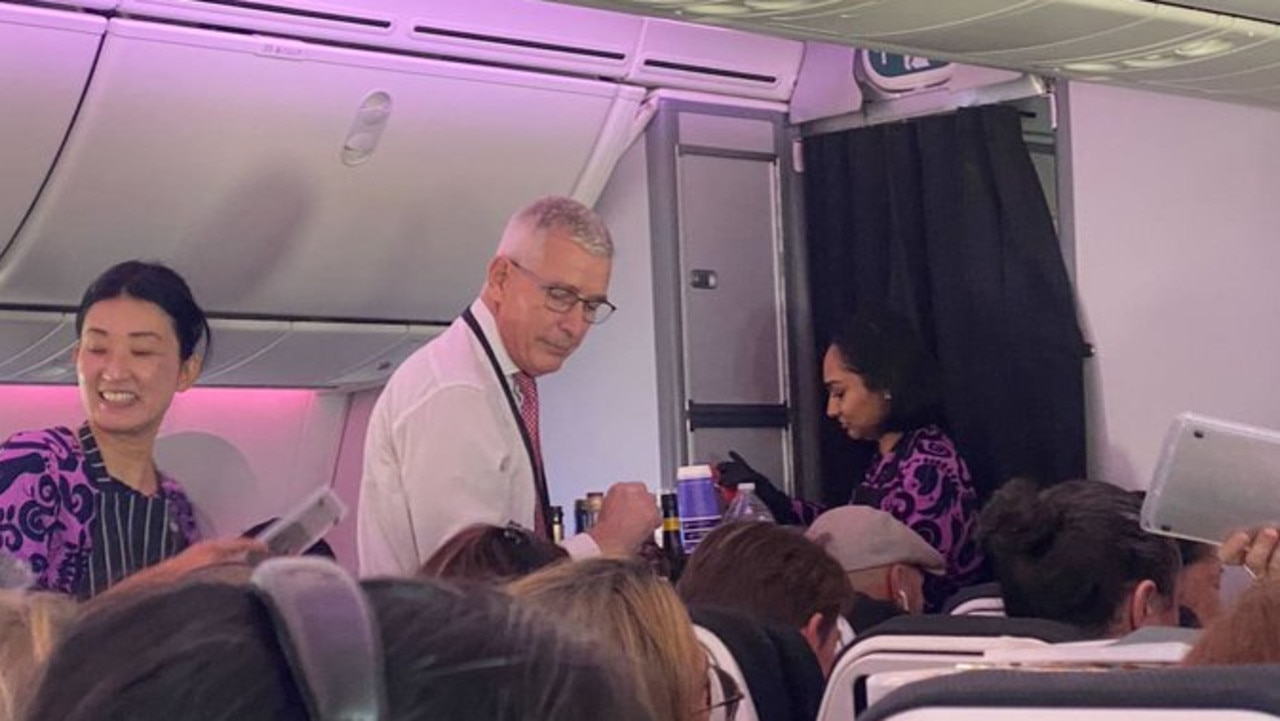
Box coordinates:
[715,451,801,525]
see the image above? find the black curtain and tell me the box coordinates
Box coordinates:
[802,104,1087,505]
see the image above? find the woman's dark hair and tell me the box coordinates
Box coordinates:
[977,478,1181,638]
[26,575,652,721]
[419,523,567,583]
[828,309,943,432]
[76,260,211,362]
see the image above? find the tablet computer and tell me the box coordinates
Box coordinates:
[1141,413,1280,545]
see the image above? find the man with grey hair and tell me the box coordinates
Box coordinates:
[358,197,659,576]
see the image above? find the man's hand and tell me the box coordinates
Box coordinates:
[588,482,660,556]
[1221,527,1280,580]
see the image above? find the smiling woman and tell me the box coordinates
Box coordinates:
[0,261,263,599]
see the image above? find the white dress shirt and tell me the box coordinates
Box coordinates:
[357,300,597,576]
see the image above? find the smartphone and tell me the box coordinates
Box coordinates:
[257,486,348,556]
[1141,412,1280,545]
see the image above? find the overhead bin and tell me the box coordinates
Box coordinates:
[0,4,104,254]
[25,0,118,10]
[116,0,802,101]
[0,18,646,321]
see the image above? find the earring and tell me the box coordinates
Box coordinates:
[883,391,893,401]
[897,589,910,613]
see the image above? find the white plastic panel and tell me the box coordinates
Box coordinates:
[208,322,411,387]
[549,0,1280,112]
[629,18,804,101]
[1179,0,1280,24]
[323,324,443,387]
[0,5,103,253]
[0,19,644,321]
[197,319,291,382]
[678,152,784,405]
[118,0,644,79]
[0,311,75,376]
[25,0,118,10]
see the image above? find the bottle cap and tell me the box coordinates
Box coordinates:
[740,482,755,493]
[677,464,714,481]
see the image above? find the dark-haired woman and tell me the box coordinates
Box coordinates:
[0,260,260,598]
[720,311,984,611]
[821,312,984,610]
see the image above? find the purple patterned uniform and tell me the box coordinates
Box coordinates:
[0,425,199,598]
[852,424,985,611]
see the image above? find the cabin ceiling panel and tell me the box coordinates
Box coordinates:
[205,322,417,388]
[0,18,643,322]
[1169,0,1280,25]
[546,0,1280,112]
[0,311,76,378]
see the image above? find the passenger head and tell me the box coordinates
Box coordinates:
[823,309,942,441]
[1176,538,1224,628]
[27,572,650,721]
[806,506,944,615]
[483,196,614,377]
[509,557,705,721]
[1184,578,1280,666]
[677,521,852,676]
[74,261,208,438]
[978,478,1180,638]
[419,523,567,583]
[0,591,78,721]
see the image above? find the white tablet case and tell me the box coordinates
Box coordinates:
[1142,413,1280,545]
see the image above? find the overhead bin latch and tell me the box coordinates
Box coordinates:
[342,91,393,167]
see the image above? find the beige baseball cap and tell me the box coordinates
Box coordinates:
[805,506,946,576]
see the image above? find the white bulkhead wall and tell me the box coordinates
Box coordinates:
[1063,80,1280,490]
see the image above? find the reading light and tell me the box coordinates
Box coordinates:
[1175,37,1235,59]
[1122,53,1179,69]
[1061,60,1120,73]
[686,2,752,14]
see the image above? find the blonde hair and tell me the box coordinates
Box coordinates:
[509,558,704,721]
[0,591,79,721]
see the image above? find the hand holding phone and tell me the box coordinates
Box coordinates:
[257,487,347,557]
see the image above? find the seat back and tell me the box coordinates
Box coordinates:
[858,664,1280,721]
[940,582,1005,617]
[690,606,826,721]
[694,624,761,721]
[817,615,1090,721]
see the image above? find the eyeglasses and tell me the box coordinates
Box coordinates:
[506,258,616,325]
[699,663,743,721]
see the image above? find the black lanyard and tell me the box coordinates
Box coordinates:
[461,309,551,539]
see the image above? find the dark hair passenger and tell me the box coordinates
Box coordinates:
[978,478,1181,638]
[25,572,653,721]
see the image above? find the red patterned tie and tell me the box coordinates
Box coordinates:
[513,372,548,539]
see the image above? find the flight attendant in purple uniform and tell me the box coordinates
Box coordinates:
[0,261,261,598]
[721,311,985,611]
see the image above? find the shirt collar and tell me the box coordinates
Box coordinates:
[469,299,520,379]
